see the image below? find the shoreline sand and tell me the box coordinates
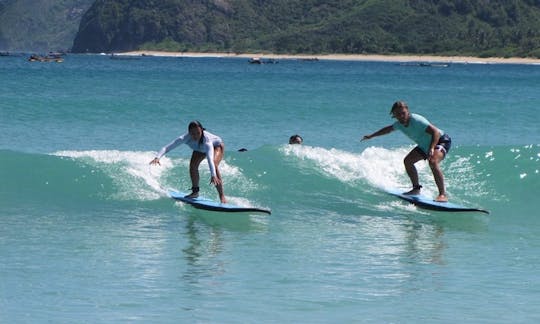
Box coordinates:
[120,50,540,65]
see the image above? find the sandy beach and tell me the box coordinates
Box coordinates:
[120,50,540,65]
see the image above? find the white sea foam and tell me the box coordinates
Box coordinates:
[282,144,432,193]
[53,149,260,204]
[53,150,171,200]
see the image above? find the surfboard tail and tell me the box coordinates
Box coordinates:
[386,189,489,214]
[169,190,271,214]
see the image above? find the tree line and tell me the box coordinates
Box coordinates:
[72,0,540,58]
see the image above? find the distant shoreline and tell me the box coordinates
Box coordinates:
[120,50,540,65]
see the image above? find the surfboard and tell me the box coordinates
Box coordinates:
[386,189,489,214]
[168,190,271,215]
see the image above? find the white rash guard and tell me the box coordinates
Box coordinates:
[156,131,223,177]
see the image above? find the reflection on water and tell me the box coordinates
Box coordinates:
[182,216,225,266]
[179,210,268,295]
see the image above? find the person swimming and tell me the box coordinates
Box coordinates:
[289,134,303,144]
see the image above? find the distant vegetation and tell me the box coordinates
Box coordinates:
[0,0,93,52]
[72,0,540,58]
[3,0,540,57]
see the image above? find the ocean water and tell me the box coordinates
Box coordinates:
[1,54,539,323]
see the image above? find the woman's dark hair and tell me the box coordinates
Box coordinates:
[188,120,205,146]
[188,120,205,130]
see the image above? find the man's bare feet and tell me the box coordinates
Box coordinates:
[434,194,448,202]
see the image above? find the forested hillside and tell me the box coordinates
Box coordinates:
[2,0,540,57]
[72,0,540,57]
[0,0,93,52]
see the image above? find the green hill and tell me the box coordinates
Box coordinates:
[3,0,540,57]
[0,0,93,52]
[71,0,540,57]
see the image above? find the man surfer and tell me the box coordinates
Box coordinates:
[362,101,452,202]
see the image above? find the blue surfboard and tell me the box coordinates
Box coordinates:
[386,189,489,214]
[168,190,271,215]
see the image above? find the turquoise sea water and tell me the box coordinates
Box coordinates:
[1,55,539,322]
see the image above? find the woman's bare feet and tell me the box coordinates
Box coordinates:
[184,192,199,199]
[403,185,422,195]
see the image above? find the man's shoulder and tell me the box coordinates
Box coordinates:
[411,113,430,124]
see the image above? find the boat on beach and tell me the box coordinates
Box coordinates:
[28,53,64,63]
[399,61,450,67]
[249,57,278,64]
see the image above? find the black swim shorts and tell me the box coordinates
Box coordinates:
[415,134,452,159]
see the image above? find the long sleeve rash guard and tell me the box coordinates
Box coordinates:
[156,131,223,178]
